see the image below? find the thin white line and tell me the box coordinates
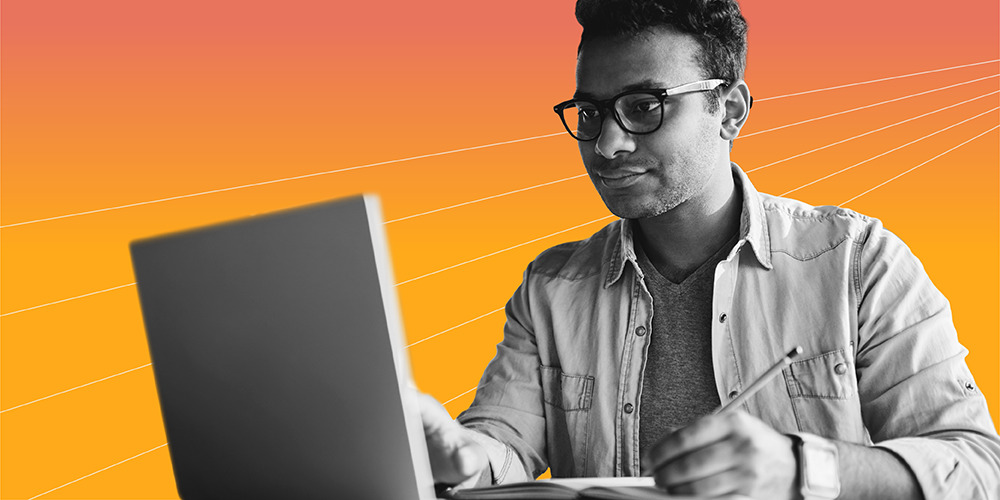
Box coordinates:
[8,119,993,413]
[745,90,1000,174]
[755,59,1000,102]
[443,386,481,406]
[9,117,996,447]
[0,364,152,414]
[385,174,590,224]
[394,215,615,287]
[9,78,994,320]
[0,176,590,317]
[3,61,998,231]
[0,282,136,317]
[13,102,991,408]
[5,224,608,412]
[2,215,613,316]
[780,106,1000,197]
[842,125,1000,206]
[27,443,169,500]
[1,306,503,412]
[8,91,989,318]
[405,307,506,348]
[5,90,994,318]
[0,132,568,229]
[739,73,999,140]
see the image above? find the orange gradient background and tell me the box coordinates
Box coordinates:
[2,1,998,498]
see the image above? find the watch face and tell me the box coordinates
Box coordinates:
[803,443,840,493]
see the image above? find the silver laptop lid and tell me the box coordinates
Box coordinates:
[131,195,436,500]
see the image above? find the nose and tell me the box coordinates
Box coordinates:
[594,115,636,159]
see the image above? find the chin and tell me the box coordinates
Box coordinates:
[603,195,679,219]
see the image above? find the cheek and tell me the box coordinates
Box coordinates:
[578,144,600,170]
[640,132,685,166]
[664,103,719,139]
[666,115,720,159]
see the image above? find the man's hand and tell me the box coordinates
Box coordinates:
[643,411,797,499]
[417,392,489,486]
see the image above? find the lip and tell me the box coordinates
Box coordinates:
[597,170,646,189]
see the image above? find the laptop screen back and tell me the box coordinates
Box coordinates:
[131,195,436,500]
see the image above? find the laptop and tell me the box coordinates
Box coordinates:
[131,195,439,499]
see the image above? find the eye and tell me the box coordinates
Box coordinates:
[628,97,662,115]
[575,104,601,121]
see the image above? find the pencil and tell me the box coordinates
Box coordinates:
[713,346,803,415]
[641,346,804,477]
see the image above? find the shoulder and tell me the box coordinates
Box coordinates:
[759,193,892,260]
[527,219,622,281]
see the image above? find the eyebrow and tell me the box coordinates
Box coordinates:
[574,79,665,100]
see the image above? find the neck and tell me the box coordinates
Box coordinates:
[635,165,741,276]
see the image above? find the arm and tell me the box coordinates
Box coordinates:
[645,220,999,499]
[421,264,549,488]
[644,412,923,499]
[454,263,549,484]
[835,440,922,499]
[853,220,1000,498]
[419,392,491,487]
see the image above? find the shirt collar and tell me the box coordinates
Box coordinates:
[603,162,773,288]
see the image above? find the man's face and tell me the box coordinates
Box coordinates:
[575,27,729,219]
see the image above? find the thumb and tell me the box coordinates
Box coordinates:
[417,392,488,484]
[451,435,488,479]
[417,391,456,435]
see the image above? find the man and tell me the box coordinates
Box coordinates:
[419,0,1000,498]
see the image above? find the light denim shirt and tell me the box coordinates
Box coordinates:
[457,164,1000,499]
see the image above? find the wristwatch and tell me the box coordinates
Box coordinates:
[789,432,841,499]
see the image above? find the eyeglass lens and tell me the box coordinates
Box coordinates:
[563,92,664,140]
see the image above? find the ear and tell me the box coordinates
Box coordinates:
[719,80,751,141]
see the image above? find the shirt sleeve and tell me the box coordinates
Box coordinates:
[854,220,1000,499]
[455,263,549,485]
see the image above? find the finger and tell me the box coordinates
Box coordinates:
[424,428,487,484]
[647,413,736,470]
[417,392,455,434]
[664,466,748,497]
[651,435,745,487]
[452,439,488,478]
[417,392,488,483]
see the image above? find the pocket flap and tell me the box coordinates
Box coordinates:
[783,348,855,400]
[540,365,594,411]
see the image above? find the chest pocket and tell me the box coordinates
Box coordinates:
[782,347,865,442]
[540,366,594,477]
[784,347,855,399]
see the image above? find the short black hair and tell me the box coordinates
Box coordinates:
[576,0,748,111]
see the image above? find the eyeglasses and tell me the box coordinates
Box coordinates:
[553,79,727,141]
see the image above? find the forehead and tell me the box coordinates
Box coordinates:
[575,26,704,98]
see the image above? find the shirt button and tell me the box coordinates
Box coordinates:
[834,363,848,375]
[728,390,739,400]
[624,403,634,414]
[718,313,727,323]
[635,326,646,336]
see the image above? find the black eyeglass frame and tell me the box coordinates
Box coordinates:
[552,78,729,141]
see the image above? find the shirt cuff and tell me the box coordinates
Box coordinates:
[874,437,960,499]
[463,429,525,484]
